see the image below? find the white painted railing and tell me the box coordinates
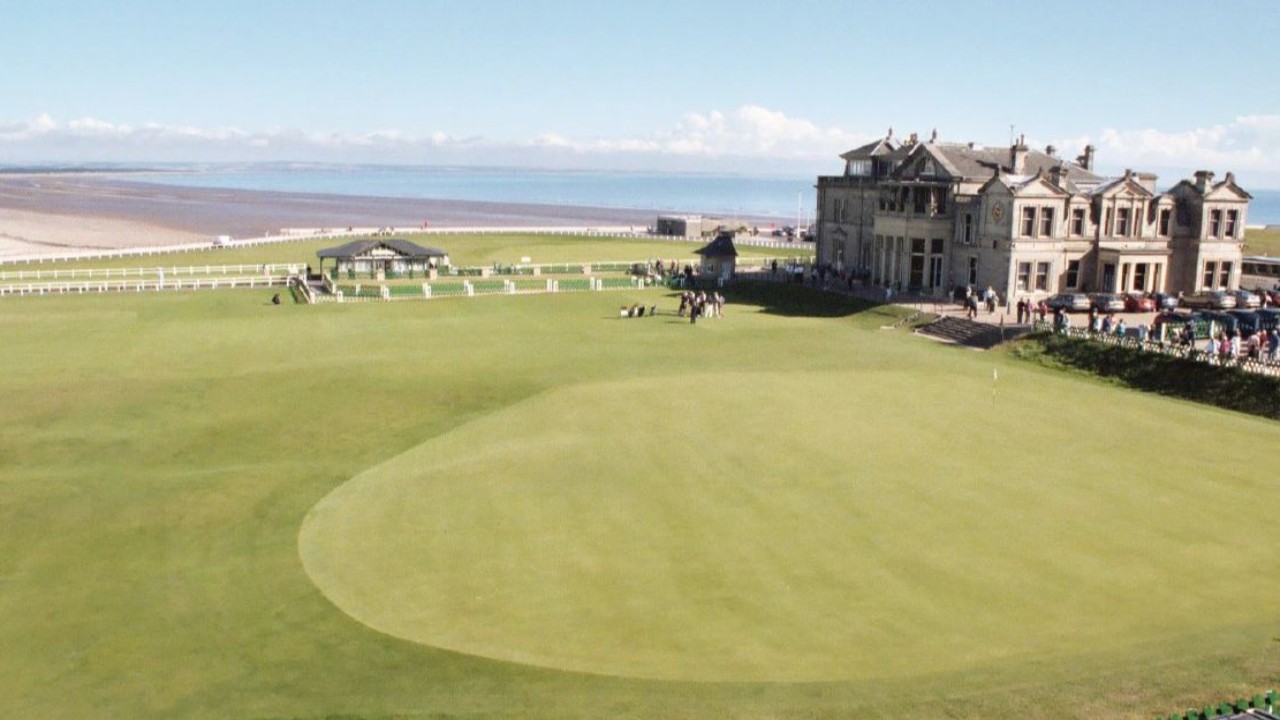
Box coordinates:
[0,275,290,296]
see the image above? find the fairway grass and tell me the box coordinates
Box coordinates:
[3,282,1280,719]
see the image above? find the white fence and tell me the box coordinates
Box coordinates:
[0,275,289,297]
[0,263,305,281]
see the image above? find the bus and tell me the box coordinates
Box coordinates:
[1240,256,1280,292]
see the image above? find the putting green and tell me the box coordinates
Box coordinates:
[299,369,1280,682]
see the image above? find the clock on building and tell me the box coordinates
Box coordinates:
[990,202,1005,221]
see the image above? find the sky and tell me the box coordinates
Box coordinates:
[3,0,1280,186]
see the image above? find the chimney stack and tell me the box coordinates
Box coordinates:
[1049,164,1065,188]
[1046,144,1057,157]
[1077,144,1095,171]
[1010,134,1028,174]
[1194,170,1214,192]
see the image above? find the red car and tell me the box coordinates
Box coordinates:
[1123,292,1156,312]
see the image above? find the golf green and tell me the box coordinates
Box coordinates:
[300,365,1280,682]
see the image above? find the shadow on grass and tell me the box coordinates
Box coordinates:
[712,281,883,319]
[1009,332,1280,421]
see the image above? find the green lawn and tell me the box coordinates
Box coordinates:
[1244,227,1280,257]
[17,232,812,272]
[1,279,1278,719]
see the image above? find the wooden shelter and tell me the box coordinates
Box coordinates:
[317,239,450,280]
[695,233,738,281]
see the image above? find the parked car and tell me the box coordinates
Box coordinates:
[1123,292,1156,312]
[1195,311,1239,336]
[1045,293,1092,312]
[1256,308,1280,330]
[1152,292,1180,311]
[1230,289,1262,309]
[1180,290,1237,310]
[1227,310,1262,337]
[1089,292,1126,312]
[1153,311,1207,342]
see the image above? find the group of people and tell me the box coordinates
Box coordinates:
[1196,327,1280,364]
[965,286,999,318]
[678,290,725,323]
[1015,297,1052,324]
[1051,309,1150,342]
[620,303,658,318]
[1051,306,1280,365]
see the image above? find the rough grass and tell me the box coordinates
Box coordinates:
[1,282,1279,720]
[1007,332,1280,420]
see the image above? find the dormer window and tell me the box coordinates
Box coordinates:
[847,160,871,177]
[1071,207,1085,236]
[1209,209,1222,237]
[1021,207,1037,237]
[1115,208,1131,237]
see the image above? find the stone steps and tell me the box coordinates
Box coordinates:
[916,316,1033,349]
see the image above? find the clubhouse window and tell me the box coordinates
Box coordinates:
[963,212,974,244]
[1225,209,1238,238]
[1035,262,1050,291]
[1039,207,1054,237]
[1021,207,1036,237]
[1219,261,1232,288]
[1016,262,1031,291]
[967,256,978,285]
[1209,209,1222,237]
[1070,207,1085,236]
[1158,207,1171,236]
[1115,207,1131,237]
[1066,260,1080,289]
[1203,261,1217,289]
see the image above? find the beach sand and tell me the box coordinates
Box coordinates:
[0,174,773,258]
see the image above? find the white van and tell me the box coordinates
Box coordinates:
[212,235,233,248]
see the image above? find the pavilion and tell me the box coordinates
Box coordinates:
[317,239,450,280]
[695,233,738,281]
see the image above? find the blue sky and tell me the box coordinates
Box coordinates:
[3,0,1280,186]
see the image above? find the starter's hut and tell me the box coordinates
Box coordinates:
[695,232,738,281]
[317,238,450,280]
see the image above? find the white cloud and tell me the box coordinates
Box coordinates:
[3,110,1279,186]
[1065,115,1280,180]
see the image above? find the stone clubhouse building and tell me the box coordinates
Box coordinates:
[814,129,1252,301]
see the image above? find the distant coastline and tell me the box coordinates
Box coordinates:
[0,165,1276,260]
[0,172,791,258]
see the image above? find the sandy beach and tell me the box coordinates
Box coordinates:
[0,173,779,258]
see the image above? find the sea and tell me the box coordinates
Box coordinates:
[124,164,1280,226]
[127,165,820,223]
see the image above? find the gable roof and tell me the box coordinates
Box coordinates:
[1089,174,1156,198]
[839,136,899,161]
[316,238,448,260]
[695,234,738,257]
